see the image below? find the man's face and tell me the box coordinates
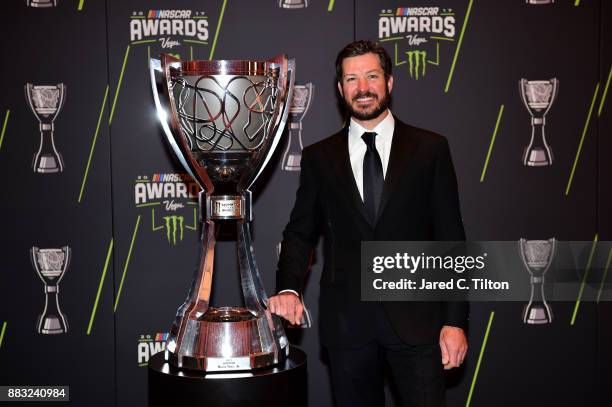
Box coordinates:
[338,52,393,121]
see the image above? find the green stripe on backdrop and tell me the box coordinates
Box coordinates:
[209,0,228,60]
[114,216,141,312]
[108,45,131,125]
[570,233,598,325]
[598,65,612,117]
[444,0,473,93]
[328,0,335,12]
[480,104,504,182]
[597,246,612,303]
[466,311,495,407]
[77,0,84,11]
[78,85,109,203]
[565,83,600,196]
[0,322,6,348]
[87,239,113,335]
[0,110,9,151]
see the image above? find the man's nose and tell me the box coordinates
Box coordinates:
[357,77,369,91]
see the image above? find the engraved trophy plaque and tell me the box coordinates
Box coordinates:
[31,246,70,334]
[282,83,313,171]
[519,238,555,324]
[279,0,309,9]
[150,54,294,371]
[519,78,558,166]
[25,83,66,173]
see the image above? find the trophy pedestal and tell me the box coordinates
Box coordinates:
[148,347,307,407]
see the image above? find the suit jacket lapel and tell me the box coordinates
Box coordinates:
[329,128,373,230]
[377,119,419,223]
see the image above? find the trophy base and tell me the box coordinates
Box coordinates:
[166,306,287,372]
[149,347,306,407]
[523,304,553,324]
[34,154,63,173]
[523,147,552,167]
[37,315,68,334]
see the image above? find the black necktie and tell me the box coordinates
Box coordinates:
[362,131,384,225]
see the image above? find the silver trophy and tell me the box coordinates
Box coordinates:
[519,238,555,324]
[279,0,309,8]
[282,83,313,171]
[526,0,554,4]
[25,83,66,173]
[519,78,558,166]
[150,54,294,371]
[26,0,58,7]
[31,246,70,334]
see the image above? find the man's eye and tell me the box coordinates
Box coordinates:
[368,74,379,79]
[345,77,355,82]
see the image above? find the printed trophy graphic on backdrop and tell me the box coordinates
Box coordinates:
[26,0,58,7]
[519,238,555,324]
[282,83,313,171]
[150,53,294,371]
[31,246,70,334]
[25,83,66,173]
[526,0,554,4]
[519,78,558,167]
[279,0,309,9]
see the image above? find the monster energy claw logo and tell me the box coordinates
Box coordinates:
[406,50,427,79]
[163,215,184,245]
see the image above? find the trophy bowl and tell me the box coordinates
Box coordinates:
[150,54,294,371]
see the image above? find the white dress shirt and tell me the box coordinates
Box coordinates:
[348,110,395,200]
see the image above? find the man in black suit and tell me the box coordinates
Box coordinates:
[269,40,468,407]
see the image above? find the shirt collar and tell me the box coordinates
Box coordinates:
[348,110,395,150]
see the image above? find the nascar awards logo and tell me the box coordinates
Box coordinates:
[378,6,456,79]
[129,9,209,49]
[134,173,200,245]
[137,333,168,366]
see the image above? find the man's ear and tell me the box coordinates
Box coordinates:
[387,75,394,93]
[337,81,343,97]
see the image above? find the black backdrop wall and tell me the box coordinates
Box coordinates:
[1,1,611,406]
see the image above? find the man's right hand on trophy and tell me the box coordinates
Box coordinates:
[269,292,303,326]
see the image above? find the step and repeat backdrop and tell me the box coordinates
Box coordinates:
[1,1,611,406]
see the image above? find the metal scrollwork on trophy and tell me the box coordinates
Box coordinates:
[519,238,555,324]
[282,83,313,171]
[519,78,558,167]
[279,0,309,9]
[150,54,294,371]
[25,83,66,173]
[31,246,70,334]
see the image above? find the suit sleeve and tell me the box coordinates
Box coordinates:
[276,147,321,293]
[432,137,469,329]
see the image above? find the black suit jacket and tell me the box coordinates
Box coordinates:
[276,117,468,347]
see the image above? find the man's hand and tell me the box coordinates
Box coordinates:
[439,325,468,370]
[268,292,303,325]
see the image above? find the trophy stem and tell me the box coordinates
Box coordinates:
[167,219,216,356]
[236,220,289,358]
[37,286,68,334]
[282,126,303,171]
[523,123,553,166]
[34,127,64,173]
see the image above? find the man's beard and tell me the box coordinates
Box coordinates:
[344,86,391,121]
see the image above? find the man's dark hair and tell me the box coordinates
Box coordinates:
[335,40,392,83]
